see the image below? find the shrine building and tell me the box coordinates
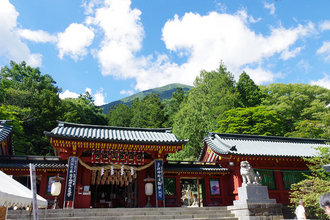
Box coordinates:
[200,132,329,205]
[0,120,329,209]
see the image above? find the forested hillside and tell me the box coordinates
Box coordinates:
[1,61,329,159]
[101,83,192,114]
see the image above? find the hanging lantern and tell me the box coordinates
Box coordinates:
[51,182,61,196]
[145,183,153,196]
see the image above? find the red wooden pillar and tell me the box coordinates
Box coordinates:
[176,176,181,207]
[204,176,210,206]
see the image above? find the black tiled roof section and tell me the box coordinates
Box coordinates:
[164,161,229,173]
[45,121,188,145]
[203,132,329,157]
[0,120,13,143]
[0,156,67,169]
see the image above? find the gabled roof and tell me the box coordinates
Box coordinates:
[0,120,13,143]
[204,132,329,158]
[45,121,188,145]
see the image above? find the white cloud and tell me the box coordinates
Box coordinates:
[317,41,330,62]
[93,89,106,106]
[59,89,80,99]
[280,47,303,60]
[18,29,57,43]
[94,0,144,78]
[0,0,42,67]
[120,89,134,96]
[320,20,330,31]
[88,1,315,91]
[264,2,275,15]
[59,87,106,106]
[310,74,330,89]
[241,66,277,84]
[57,23,95,61]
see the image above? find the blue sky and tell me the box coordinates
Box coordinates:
[1,0,330,105]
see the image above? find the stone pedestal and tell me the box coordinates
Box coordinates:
[229,185,283,220]
[234,184,276,205]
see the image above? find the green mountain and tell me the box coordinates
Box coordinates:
[101,83,193,113]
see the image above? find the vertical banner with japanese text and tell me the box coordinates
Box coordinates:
[29,163,38,220]
[64,157,78,206]
[154,159,165,201]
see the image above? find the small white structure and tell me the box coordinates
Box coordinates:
[0,170,47,219]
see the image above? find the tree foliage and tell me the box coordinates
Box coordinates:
[107,104,132,127]
[260,83,330,136]
[171,64,239,160]
[237,72,263,107]
[290,147,330,219]
[60,92,107,125]
[0,61,108,155]
[216,106,284,136]
[0,61,62,155]
[130,94,165,128]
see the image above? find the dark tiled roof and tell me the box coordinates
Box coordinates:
[45,121,188,145]
[164,161,229,173]
[0,155,67,169]
[204,132,329,157]
[0,120,13,143]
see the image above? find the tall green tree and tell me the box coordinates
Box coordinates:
[130,94,165,128]
[237,71,262,107]
[107,104,132,127]
[171,64,239,160]
[60,92,107,125]
[0,61,62,155]
[216,106,284,136]
[163,87,187,127]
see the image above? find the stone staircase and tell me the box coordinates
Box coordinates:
[7,207,238,220]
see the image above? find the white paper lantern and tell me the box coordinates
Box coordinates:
[145,182,153,196]
[51,182,61,196]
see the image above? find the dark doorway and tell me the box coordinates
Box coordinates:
[90,181,136,208]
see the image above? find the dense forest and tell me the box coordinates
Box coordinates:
[1,61,329,159]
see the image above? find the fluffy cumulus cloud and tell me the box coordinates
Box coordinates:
[90,0,314,90]
[310,74,330,89]
[0,0,42,67]
[18,29,57,43]
[93,0,145,79]
[57,23,95,61]
[59,89,80,99]
[161,12,314,85]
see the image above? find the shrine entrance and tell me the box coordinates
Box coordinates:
[90,181,137,208]
[180,178,205,207]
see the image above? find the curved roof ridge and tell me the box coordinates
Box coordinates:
[56,121,172,132]
[210,132,329,144]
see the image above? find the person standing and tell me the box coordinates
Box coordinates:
[319,193,330,217]
[295,200,307,219]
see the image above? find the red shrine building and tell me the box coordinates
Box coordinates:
[0,120,329,208]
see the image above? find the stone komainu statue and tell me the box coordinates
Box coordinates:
[240,161,261,185]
